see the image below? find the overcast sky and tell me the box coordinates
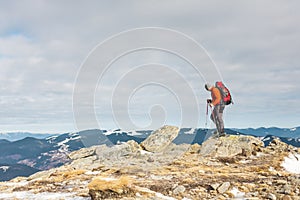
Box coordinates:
[0,1,299,133]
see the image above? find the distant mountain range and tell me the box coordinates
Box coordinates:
[0,126,299,181]
[1,126,299,141]
[232,127,300,138]
[0,132,54,141]
[0,164,39,181]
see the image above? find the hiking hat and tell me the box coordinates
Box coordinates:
[205,83,213,91]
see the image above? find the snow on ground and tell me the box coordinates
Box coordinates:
[0,181,29,187]
[139,149,153,155]
[0,191,90,200]
[84,171,101,175]
[281,153,300,174]
[155,192,177,200]
[135,185,178,200]
[230,187,246,199]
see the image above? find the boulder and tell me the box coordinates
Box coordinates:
[70,155,98,170]
[140,125,180,152]
[68,146,97,160]
[95,140,142,162]
[173,185,186,195]
[217,182,231,193]
[200,135,264,157]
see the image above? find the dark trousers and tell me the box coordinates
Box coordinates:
[210,104,225,134]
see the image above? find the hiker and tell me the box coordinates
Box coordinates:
[205,83,226,137]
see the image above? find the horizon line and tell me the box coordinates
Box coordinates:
[0,125,299,134]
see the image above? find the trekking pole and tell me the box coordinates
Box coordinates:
[205,102,208,128]
[210,106,214,124]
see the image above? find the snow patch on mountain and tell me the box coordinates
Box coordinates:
[103,129,121,136]
[0,166,9,172]
[103,129,149,136]
[57,135,81,146]
[183,128,195,134]
[45,135,58,142]
[262,137,271,142]
[127,130,144,136]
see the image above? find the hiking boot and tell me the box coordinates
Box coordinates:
[219,132,226,137]
[210,130,219,138]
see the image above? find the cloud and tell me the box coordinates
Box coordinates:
[0,0,299,131]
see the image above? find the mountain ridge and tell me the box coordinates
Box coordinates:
[0,125,299,199]
[1,126,299,141]
[0,127,299,182]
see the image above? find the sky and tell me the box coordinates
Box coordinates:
[0,0,299,133]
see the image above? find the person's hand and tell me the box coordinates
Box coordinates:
[209,103,214,108]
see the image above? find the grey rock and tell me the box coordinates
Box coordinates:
[140,125,179,152]
[68,146,97,160]
[276,180,287,185]
[210,183,220,190]
[200,139,219,156]
[200,135,264,157]
[96,140,141,162]
[70,155,98,169]
[27,168,57,180]
[217,182,231,194]
[283,184,292,194]
[267,193,277,200]
[173,185,186,195]
[151,143,191,165]
[282,195,292,200]
[288,176,300,185]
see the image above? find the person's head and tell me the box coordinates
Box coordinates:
[205,83,213,91]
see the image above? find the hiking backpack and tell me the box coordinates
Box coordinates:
[215,81,233,105]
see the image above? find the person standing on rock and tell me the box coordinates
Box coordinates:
[205,83,226,137]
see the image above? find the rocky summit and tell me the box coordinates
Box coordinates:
[0,125,300,200]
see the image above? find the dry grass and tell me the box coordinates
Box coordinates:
[47,169,86,182]
[62,169,86,179]
[88,176,133,194]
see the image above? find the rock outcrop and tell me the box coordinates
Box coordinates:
[200,135,264,157]
[140,125,179,152]
[0,125,299,200]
